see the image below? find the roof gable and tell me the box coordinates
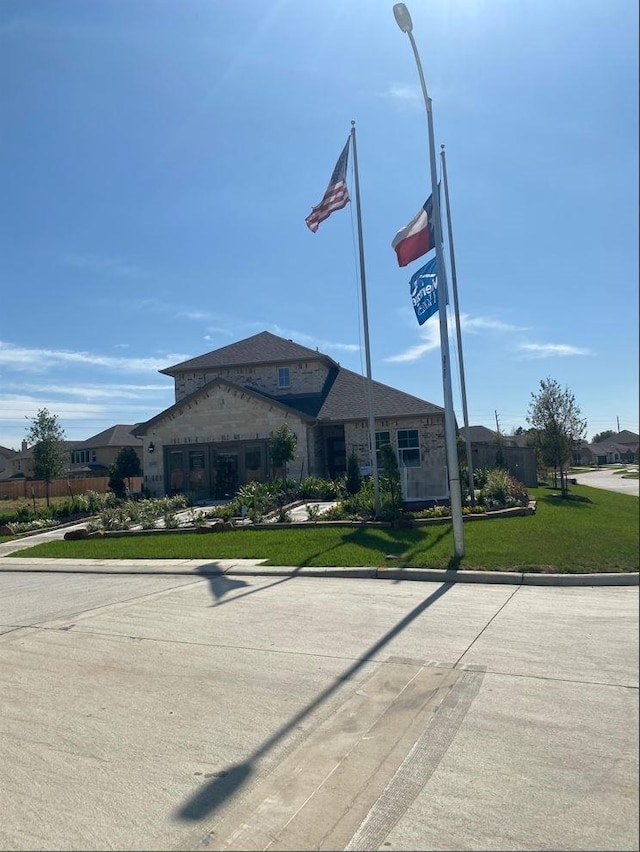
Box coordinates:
[161,331,338,375]
[135,376,316,434]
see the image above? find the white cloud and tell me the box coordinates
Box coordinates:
[3,382,171,401]
[0,341,190,374]
[384,84,422,105]
[385,321,440,362]
[63,253,146,279]
[517,342,591,358]
[462,315,526,333]
[0,395,106,422]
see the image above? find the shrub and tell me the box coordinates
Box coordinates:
[346,451,362,496]
[301,476,338,500]
[306,504,321,522]
[475,468,529,510]
[379,444,403,519]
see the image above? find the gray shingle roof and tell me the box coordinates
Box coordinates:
[139,332,443,431]
[74,425,141,450]
[459,425,500,444]
[317,368,442,422]
[612,430,639,445]
[161,331,338,375]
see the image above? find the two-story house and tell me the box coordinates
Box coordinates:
[67,425,143,477]
[0,445,18,480]
[2,427,142,481]
[135,330,449,502]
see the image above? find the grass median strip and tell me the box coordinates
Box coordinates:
[5,485,639,573]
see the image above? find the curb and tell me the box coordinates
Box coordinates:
[0,559,637,586]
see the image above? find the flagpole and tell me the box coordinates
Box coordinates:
[441,144,475,505]
[350,120,381,516]
[393,3,464,557]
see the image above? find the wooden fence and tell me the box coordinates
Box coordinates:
[0,476,144,501]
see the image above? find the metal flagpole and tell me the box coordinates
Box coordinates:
[350,120,380,516]
[441,144,475,505]
[393,4,464,557]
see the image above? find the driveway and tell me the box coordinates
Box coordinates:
[572,467,639,496]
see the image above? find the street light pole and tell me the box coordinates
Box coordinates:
[393,3,464,558]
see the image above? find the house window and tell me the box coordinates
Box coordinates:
[397,429,421,467]
[375,431,391,466]
[278,367,290,388]
[245,447,262,472]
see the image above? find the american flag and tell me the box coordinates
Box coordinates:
[305,138,351,233]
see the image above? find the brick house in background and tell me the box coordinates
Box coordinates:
[0,426,142,481]
[0,445,17,479]
[67,425,143,477]
[135,331,449,502]
[574,431,639,466]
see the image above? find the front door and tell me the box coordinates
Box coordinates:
[212,452,238,498]
[326,436,347,479]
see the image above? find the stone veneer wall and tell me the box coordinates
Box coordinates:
[172,359,330,403]
[343,414,448,501]
[143,383,310,496]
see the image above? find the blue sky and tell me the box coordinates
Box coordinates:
[1,0,638,451]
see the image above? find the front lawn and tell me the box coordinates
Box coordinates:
[10,485,639,573]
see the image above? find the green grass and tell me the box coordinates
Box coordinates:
[8,485,639,573]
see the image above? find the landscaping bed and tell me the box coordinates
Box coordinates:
[12,486,638,574]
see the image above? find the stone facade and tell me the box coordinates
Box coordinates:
[138,331,449,502]
[142,381,310,498]
[173,360,329,404]
[343,415,448,501]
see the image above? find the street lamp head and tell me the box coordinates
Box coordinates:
[393,3,413,33]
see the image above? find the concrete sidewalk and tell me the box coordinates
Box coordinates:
[1,557,637,588]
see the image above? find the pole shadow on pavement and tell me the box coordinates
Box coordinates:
[175,580,455,822]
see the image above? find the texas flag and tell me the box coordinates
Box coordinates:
[391,192,435,267]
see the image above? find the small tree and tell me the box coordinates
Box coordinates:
[25,408,67,506]
[109,447,142,497]
[527,377,587,496]
[269,423,297,479]
[346,449,362,495]
[379,443,403,519]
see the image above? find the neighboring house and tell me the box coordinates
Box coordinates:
[458,426,538,488]
[575,431,639,466]
[135,331,449,502]
[0,445,18,480]
[68,424,143,478]
[3,427,142,480]
[3,440,82,480]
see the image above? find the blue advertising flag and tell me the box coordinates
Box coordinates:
[409,257,439,325]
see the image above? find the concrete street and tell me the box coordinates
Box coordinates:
[571,467,640,497]
[0,568,637,851]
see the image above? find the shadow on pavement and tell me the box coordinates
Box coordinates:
[175,580,454,823]
[195,566,303,608]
